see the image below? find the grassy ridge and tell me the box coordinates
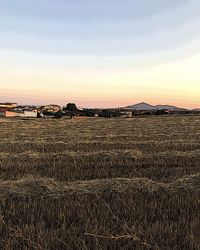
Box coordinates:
[0,116,200,249]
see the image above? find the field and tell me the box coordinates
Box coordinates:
[0,116,200,249]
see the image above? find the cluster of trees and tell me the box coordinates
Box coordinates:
[40,103,176,119]
[62,103,78,118]
[42,103,97,119]
[61,104,120,118]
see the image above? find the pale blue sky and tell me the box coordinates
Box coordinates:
[0,0,200,108]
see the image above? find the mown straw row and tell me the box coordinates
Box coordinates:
[1,175,200,249]
[1,174,200,196]
[1,149,200,182]
[0,116,200,249]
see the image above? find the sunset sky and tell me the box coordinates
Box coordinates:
[0,0,200,108]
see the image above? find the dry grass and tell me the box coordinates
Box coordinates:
[0,116,200,249]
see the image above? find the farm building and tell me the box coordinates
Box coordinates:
[0,103,18,109]
[24,110,38,118]
[0,111,24,118]
[42,104,61,113]
[0,110,37,118]
[120,111,133,118]
[0,103,18,117]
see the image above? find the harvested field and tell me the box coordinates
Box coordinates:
[0,116,200,249]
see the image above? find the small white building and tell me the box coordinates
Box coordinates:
[120,111,133,118]
[24,110,37,118]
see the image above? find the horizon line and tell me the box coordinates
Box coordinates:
[0,100,198,110]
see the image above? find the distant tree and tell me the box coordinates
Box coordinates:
[54,110,63,119]
[37,112,42,118]
[63,103,78,117]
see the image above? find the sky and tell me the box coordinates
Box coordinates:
[0,0,200,108]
